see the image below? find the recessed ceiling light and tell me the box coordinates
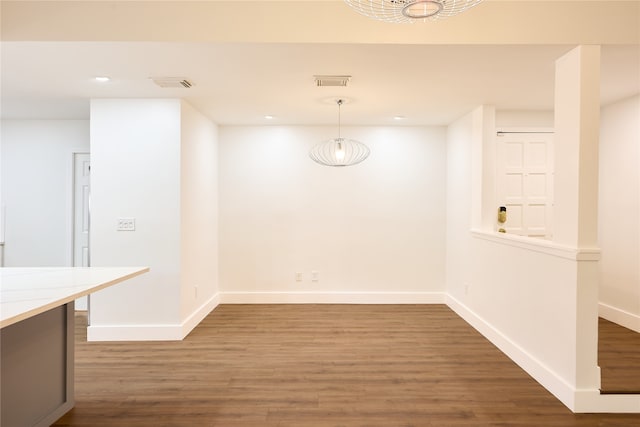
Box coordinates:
[394,115,406,121]
[94,76,111,83]
[264,115,274,120]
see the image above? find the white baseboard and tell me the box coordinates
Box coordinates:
[574,390,640,413]
[180,293,221,339]
[83,290,640,412]
[445,294,578,411]
[87,293,220,342]
[446,295,640,413]
[220,291,446,304]
[599,302,640,333]
[85,291,443,341]
[87,322,183,341]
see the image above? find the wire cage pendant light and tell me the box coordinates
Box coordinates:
[343,0,484,23]
[309,99,370,167]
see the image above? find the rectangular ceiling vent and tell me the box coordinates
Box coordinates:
[314,75,351,87]
[151,77,194,88]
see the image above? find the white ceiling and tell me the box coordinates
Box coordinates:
[1,1,639,126]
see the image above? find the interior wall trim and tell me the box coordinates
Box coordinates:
[87,293,220,342]
[447,294,640,413]
[180,293,221,339]
[471,230,601,261]
[87,321,183,342]
[573,390,640,413]
[445,294,578,412]
[83,291,640,412]
[599,302,640,333]
[220,291,446,305]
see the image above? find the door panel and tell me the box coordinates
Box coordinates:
[496,132,554,238]
[73,153,90,310]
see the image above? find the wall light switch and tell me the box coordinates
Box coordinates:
[117,217,136,231]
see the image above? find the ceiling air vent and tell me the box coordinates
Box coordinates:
[151,77,194,88]
[314,75,351,87]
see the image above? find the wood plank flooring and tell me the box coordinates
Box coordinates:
[54,305,640,426]
[599,317,640,393]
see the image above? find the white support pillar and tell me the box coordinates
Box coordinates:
[554,46,601,248]
[470,105,496,232]
[553,45,601,402]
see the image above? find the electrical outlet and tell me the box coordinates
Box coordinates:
[295,272,303,282]
[311,270,319,282]
[194,285,198,298]
[464,282,471,295]
[117,217,136,231]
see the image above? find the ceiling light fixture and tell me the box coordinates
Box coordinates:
[343,0,484,23]
[94,76,111,82]
[309,99,370,167]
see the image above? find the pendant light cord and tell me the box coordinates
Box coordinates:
[337,99,343,139]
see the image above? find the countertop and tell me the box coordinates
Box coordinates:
[0,267,149,328]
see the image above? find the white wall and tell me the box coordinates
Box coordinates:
[180,101,220,323]
[446,107,583,408]
[445,47,639,414]
[445,98,602,411]
[89,99,183,337]
[0,120,89,266]
[599,94,640,331]
[445,112,474,297]
[495,110,554,128]
[88,99,219,341]
[219,126,447,303]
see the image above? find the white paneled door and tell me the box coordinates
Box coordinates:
[496,131,554,239]
[74,153,90,310]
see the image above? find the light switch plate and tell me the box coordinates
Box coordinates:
[117,217,135,231]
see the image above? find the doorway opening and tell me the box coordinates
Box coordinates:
[73,153,90,311]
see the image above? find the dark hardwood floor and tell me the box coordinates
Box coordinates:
[54,305,639,426]
[599,317,640,394]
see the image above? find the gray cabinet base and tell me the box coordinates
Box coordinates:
[1,302,74,427]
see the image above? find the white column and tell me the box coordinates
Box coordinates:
[470,105,496,231]
[553,45,601,395]
[89,99,183,339]
[554,46,601,248]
